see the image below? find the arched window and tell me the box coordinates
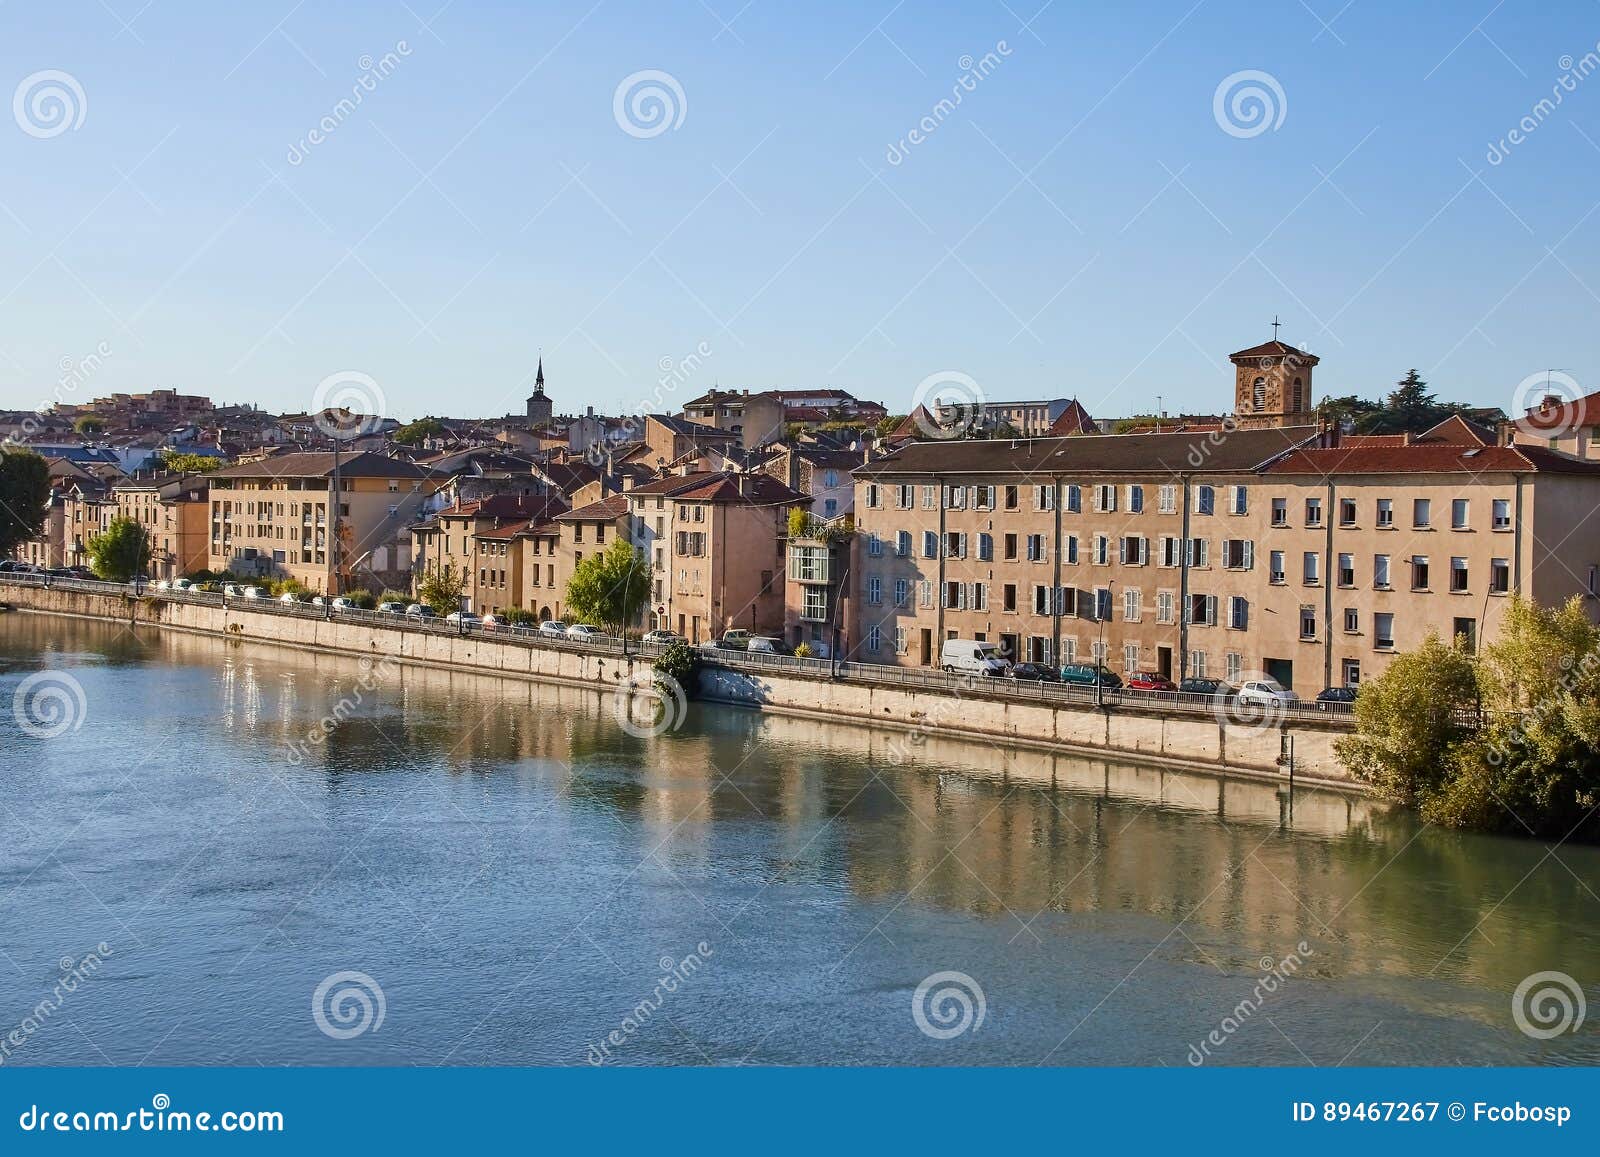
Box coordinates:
[1252,377,1267,411]
[1291,377,1304,412]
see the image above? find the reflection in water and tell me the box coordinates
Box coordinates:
[1,613,1596,1067]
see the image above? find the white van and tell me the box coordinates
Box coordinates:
[939,639,1009,676]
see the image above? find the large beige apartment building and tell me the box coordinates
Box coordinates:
[849,342,1600,693]
[206,451,435,592]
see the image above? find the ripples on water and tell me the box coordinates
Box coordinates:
[0,615,1596,1067]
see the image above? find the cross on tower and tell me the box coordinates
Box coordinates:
[1271,315,1281,340]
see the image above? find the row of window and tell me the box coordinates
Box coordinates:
[862,483,1516,528]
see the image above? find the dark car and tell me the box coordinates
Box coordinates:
[1316,686,1359,708]
[1126,671,1178,692]
[1059,663,1122,688]
[1179,677,1235,697]
[1008,662,1060,682]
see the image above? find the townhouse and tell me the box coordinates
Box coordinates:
[626,470,809,642]
[112,473,211,580]
[850,426,1600,692]
[411,493,568,613]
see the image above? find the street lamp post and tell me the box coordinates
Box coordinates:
[1096,580,1116,708]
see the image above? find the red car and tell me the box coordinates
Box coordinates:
[1126,671,1178,692]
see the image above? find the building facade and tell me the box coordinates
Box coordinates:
[850,427,1600,692]
[206,451,435,592]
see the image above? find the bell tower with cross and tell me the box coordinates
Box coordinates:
[1229,319,1319,429]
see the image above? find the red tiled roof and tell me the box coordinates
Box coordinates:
[1046,398,1097,436]
[1267,443,1600,475]
[626,470,809,504]
[440,493,568,520]
[1518,389,1600,433]
[558,495,630,521]
[1339,434,1410,447]
[1228,339,1319,363]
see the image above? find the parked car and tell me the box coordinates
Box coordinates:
[538,620,569,637]
[1008,662,1060,682]
[376,601,407,615]
[939,639,1009,676]
[1059,664,1122,688]
[170,577,191,590]
[1179,677,1236,697]
[242,586,265,599]
[279,592,302,604]
[1236,678,1299,706]
[1126,671,1178,692]
[154,579,171,591]
[565,623,604,640]
[641,629,683,646]
[222,583,245,597]
[405,603,436,619]
[445,611,482,627]
[746,636,794,655]
[328,596,354,612]
[1315,686,1359,708]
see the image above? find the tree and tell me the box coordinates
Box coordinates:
[1316,394,1380,429]
[1336,603,1600,840]
[73,415,105,436]
[161,451,227,474]
[86,515,151,581]
[394,417,445,447]
[0,450,51,558]
[416,566,466,614]
[1334,633,1479,805]
[1354,370,1468,435]
[564,538,650,634]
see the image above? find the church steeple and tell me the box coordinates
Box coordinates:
[526,357,553,426]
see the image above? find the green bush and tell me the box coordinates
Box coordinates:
[500,607,538,626]
[653,640,700,697]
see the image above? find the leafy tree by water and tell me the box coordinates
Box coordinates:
[1339,602,1600,840]
[87,515,151,581]
[564,539,649,634]
[0,450,51,558]
[1336,633,1479,806]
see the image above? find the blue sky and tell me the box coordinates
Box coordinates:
[2,1,1599,424]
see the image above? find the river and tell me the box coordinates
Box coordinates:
[0,613,1596,1066]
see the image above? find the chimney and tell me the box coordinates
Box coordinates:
[862,438,875,463]
[785,450,800,491]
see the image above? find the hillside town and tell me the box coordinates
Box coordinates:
[5,336,1600,698]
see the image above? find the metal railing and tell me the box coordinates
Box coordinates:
[0,572,1355,722]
